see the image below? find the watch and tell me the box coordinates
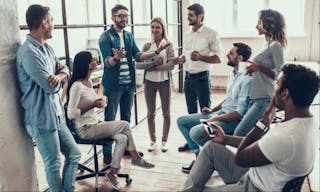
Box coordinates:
[255,120,268,131]
[154,50,159,55]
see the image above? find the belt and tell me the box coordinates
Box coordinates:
[185,71,209,78]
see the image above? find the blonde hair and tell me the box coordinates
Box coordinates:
[150,17,167,40]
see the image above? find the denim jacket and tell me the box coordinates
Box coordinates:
[98,25,142,91]
[17,35,69,131]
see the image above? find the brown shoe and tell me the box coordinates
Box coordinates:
[103,154,112,165]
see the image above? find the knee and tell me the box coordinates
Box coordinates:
[115,134,128,145]
[162,111,170,119]
[177,116,187,129]
[147,112,155,119]
[44,157,62,173]
[190,126,204,143]
[68,147,81,163]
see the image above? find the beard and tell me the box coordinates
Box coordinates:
[188,20,196,26]
[115,20,127,29]
[227,60,237,67]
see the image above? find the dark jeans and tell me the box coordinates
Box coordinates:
[184,71,211,114]
[103,84,135,155]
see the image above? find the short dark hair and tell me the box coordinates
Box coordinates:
[187,3,204,21]
[111,4,128,15]
[26,4,50,31]
[280,64,319,108]
[233,43,252,62]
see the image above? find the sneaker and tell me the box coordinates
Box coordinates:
[178,143,190,152]
[182,160,195,174]
[105,172,120,191]
[131,158,155,168]
[161,141,168,152]
[147,141,156,152]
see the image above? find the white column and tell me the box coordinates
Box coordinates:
[0,0,38,190]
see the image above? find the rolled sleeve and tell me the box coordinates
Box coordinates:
[235,77,252,116]
[98,33,114,68]
[67,83,82,120]
[271,42,284,79]
[209,31,223,60]
[23,53,61,94]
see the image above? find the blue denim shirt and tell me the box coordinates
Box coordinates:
[221,71,253,117]
[17,35,69,131]
[98,25,142,91]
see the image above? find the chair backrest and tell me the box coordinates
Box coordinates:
[281,176,306,192]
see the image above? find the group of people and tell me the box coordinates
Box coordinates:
[16,2,319,192]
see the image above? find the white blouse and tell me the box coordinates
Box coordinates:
[67,80,99,128]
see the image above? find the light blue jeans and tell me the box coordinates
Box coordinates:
[190,119,240,148]
[233,97,271,136]
[177,112,223,153]
[26,120,81,192]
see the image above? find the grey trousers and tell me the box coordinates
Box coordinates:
[183,142,261,192]
[77,120,136,168]
[144,80,171,142]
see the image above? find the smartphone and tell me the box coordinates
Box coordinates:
[200,119,216,137]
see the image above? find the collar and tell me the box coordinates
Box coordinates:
[26,34,46,49]
[151,38,167,46]
[192,24,205,33]
[109,25,127,36]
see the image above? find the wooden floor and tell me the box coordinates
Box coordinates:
[34,89,316,191]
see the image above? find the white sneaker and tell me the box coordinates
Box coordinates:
[148,141,156,152]
[161,141,168,152]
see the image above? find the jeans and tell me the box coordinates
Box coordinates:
[184,71,211,114]
[190,119,240,147]
[103,84,134,155]
[233,97,271,136]
[26,121,81,192]
[177,113,213,153]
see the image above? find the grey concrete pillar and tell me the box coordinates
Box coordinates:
[0,0,38,191]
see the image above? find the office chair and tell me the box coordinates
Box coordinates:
[66,118,132,191]
[282,176,306,192]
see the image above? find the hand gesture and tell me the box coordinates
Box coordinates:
[112,48,127,60]
[48,75,61,88]
[201,107,212,115]
[207,123,225,144]
[55,62,63,73]
[246,60,260,75]
[153,57,164,66]
[191,51,201,61]
[261,97,276,126]
[93,97,107,108]
[173,55,186,64]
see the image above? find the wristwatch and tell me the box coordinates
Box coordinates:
[154,50,160,55]
[255,120,268,131]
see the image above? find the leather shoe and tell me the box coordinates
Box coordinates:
[103,154,112,165]
[178,143,190,152]
[182,160,195,174]
[124,150,144,157]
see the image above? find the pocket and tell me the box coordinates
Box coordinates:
[194,38,208,51]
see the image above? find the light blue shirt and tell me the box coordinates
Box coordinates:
[17,35,69,130]
[220,70,252,117]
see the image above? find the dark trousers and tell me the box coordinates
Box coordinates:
[184,71,211,114]
[103,84,134,155]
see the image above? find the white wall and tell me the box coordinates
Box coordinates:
[182,0,320,78]
[0,0,38,190]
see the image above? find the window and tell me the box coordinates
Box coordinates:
[192,0,305,37]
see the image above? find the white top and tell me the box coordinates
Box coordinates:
[249,117,317,191]
[145,38,169,82]
[118,31,127,62]
[67,80,99,128]
[183,25,222,74]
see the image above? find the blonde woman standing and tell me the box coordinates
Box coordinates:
[136,17,179,152]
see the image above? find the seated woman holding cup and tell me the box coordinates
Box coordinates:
[67,51,154,190]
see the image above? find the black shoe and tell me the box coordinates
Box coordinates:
[178,143,190,152]
[182,160,195,174]
[103,154,112,165]
[123,150,144,157]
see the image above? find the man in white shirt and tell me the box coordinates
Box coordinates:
[183,64,319,192]
[183,3,222,114]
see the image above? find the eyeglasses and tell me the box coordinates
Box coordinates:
[113,14,129,19]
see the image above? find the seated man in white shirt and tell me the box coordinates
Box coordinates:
[182,64,319,192]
